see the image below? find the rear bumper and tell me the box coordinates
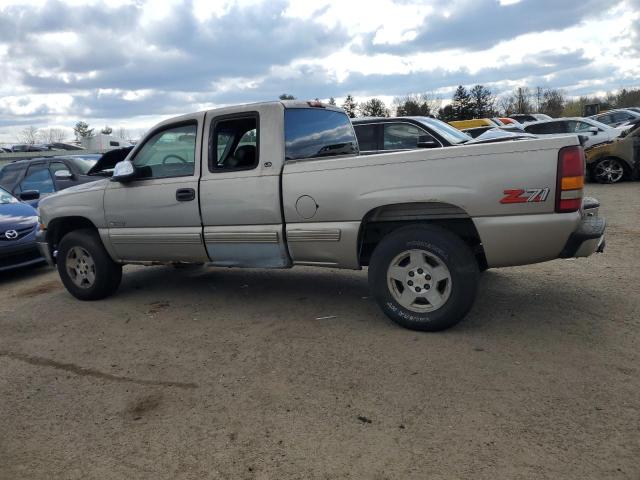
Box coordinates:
[36,230,55,267]
[559,215,606,258]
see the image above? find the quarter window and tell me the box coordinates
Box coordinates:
[132,123,197,179]
[284,108,358,160]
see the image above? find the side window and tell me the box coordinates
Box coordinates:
[132,124,197,179]
[50,161,69,175]
[18,165,55,194]
[354,124,378,151]
[210,115,258,171]
[573,121,594,132]
[597,114,612,125]
[383,123,424,150]
[284,109,358,160]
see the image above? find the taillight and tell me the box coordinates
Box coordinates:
[556,145,585,213]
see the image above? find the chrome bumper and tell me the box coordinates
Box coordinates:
[559,201,606,259]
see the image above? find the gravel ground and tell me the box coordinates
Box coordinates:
[0,183,638,479]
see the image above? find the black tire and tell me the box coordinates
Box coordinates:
[57,229,122,301]
[368,225,479,331]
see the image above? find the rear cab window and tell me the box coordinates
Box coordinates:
[284,108,358,161]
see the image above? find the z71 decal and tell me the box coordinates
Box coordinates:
[500,188,550,204]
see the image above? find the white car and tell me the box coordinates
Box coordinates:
[523,117,626,148]
[589,108,640,128]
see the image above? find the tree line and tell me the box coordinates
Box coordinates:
[280,86,640,121]
[12,121,135,145]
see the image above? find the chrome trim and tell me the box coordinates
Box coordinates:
[204,231,279,243]
[110,233,202,244]
[287,229,341,242]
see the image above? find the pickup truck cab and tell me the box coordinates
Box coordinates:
[37,101,606,331]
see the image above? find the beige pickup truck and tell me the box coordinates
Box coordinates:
[37,101,605,331]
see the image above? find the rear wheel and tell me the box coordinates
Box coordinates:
[57,229,122,300]
[592,158,625,184]
[368,225,479,331]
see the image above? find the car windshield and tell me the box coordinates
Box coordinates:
[414,117,471,145]
[66,155,100,174]
[0,186,18,204]
[585,119,613,130]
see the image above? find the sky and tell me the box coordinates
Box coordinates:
[0,0,639,143]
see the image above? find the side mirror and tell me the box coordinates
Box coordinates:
[19,190,40,201]
[111,160,136,182]
[417,135,439,149]
[588,127,599,135]
[54,169,73,180]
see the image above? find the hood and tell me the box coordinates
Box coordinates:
[87,146,134,175]
[0,201,39,230]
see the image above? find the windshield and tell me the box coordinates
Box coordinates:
[66,155,100,174]
[585,118,614,130]
[414,117,471,145]
[0,186,18,204]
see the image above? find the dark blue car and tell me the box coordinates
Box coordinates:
[0,186,45,271]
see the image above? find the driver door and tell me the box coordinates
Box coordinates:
[104,115,208,262]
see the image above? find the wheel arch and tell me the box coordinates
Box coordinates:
[46,216,99,249]
[357,202,487,270]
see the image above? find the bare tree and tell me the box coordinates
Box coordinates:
[116,127,130,141]
[17,126,40,144]
[38,128,67,143]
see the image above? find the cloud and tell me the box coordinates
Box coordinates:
[0,0,638,142]
[363,0,618,53]
[2,0,348,93]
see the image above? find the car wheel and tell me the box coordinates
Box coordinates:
[57,229,122,300]
[592,158,625,184]
[368,225,480,331]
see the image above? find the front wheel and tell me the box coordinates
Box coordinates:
[592,158,625,184]
[368,225,479,331]
[57,229,122,300]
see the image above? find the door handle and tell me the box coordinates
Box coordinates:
[176,188,196,202]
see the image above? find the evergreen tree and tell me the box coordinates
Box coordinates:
[101,125,113,135]
[73,121,94,142]
[328,97,336,106]
[451,85,473,119]
[437,105,456,122]
[469,85,495,118]
[341,94,358,118]
[279,94,296,100]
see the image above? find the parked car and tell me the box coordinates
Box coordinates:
[352,116,472,153]
[37,101,605,332]
[0,186,44,272]
[523,117,625,149]
[509,113,552,124]
[0,154,102,206]
[448,118,499,130]
[462,124,526,138]
[590,109,640,128]
[10,144,50,152]
[585,124,640,183]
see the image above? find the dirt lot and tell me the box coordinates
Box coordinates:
[0,183,638,479]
